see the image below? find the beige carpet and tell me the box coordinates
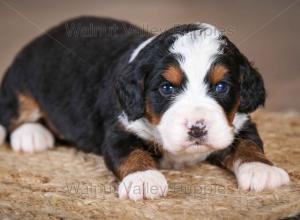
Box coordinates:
[0,111,300,220]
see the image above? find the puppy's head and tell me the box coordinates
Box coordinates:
[116,23,265,155]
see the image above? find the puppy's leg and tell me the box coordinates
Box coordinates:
[103,127,168,200]
[226,140,289,191]
[207,121,289,191]
[0,89,54,152]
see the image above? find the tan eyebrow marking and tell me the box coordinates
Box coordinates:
[162,65,183,86]
[210,64,228,84]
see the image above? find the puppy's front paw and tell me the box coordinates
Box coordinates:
[235,162,290,192]
[118,170,168,201]
[11,123,54,153]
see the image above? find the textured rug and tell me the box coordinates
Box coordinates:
[0,111,300,220]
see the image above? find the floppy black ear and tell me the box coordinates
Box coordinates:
[115,64,145,121]
[238,55,266,113]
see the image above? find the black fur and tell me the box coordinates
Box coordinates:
[238,61,266,113]
[0,16,267,180]
[221,37,266,113]
[0,17,152,153]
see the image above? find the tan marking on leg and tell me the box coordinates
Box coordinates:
[10,93,66,141]
[224,139,272,172]
[11,94,42,130]
[118,149,156,179]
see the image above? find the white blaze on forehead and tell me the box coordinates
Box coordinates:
[170,24,223,95]
[129,36,156,63]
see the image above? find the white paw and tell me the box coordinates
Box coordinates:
[235,162,290,192]
[10,123,54,153]
[118,170,168,201]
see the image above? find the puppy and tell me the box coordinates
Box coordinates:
[0,17,289,200]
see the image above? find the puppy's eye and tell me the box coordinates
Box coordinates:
[159,83,176,96]
[215,82,229,94]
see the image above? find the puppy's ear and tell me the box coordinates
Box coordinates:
[238,55,266,113]
[115,64,145,121]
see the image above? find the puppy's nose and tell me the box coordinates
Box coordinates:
[188,125,207,138]
[187,120,207,139]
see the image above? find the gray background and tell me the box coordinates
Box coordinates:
[0,0,299,111]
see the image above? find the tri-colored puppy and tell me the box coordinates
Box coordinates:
[0,17,289,200]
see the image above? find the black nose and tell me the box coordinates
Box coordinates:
[188,125,207,139]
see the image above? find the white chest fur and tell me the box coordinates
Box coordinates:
[159,150,214,169]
